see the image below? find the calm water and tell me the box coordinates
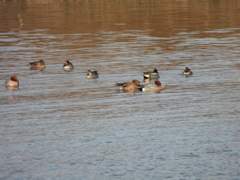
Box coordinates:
[0,0,240,179]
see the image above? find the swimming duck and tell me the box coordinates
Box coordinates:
[143,68,160,79]
[63,60,74,71]
[86,70,98,79]
[5,76,19,87]
[139,80,164,92]
[182,67,193,75]
[115,79,140,91]
[29,60,45,70]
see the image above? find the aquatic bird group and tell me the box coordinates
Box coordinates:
[115,68,165,92]
[5,59,193,93]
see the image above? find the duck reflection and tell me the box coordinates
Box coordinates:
[183,74,191,78]
[8,95,19,101]
[143,78,150,83]
[6,86,19,91]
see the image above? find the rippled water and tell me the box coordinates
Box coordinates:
[0,1,240,179]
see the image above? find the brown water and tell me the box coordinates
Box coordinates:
[0,0,240,179]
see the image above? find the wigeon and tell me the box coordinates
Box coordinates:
[63,60,74,71]
[29,60,45,70]
[139,80,164,92]
[143,68,160,79]
[86,70,98,79]
[115,79,140,91]
[182,67,193,75]
[5,76,19,87]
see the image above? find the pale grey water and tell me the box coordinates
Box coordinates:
[1,1,240,179]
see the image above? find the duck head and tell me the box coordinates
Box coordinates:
[39,60,45,65]
[64,60,71,66]
[132,79,140,85]
[155,80,161,86]
[11,76,19,82]
[153,68,158,74]
[184,67,191,72]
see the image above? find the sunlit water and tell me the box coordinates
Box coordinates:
[0,1,240,179]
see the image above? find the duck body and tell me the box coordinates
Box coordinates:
[115,79,140,91]
[5,76,19,87]
[29,60,45,70]
[86,70,98,79]
[63,60,74,71]
[139,80,164,92]
[143,68,160,79]
[182,67,193,75]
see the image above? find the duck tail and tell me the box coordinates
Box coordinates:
[138,85,144,91]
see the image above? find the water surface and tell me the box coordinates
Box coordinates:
[0,0,240,179]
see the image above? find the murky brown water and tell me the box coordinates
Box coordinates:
[0,0,240,179]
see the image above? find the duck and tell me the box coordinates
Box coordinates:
[182,67,193,75]
[29,60,45,70]
[63,60,74,71]
[143,68,160,79]
[115,79,140,91]
[5,76,19,87]
[139,80,164,92]
[86,70,98,79]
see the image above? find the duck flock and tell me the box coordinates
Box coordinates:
[5,60,193,92]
